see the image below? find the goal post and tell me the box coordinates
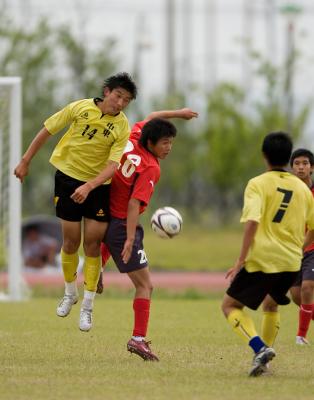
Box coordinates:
[0,77,24,301]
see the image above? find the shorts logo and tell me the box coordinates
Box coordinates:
[96,209,105,217]
[54,196,59,206]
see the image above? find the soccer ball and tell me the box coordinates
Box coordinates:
[150,207,183,239]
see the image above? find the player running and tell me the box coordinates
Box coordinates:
[14,72,137,332]
[99,108,198,361]
[289,149,314,344]
[222,133,314,377]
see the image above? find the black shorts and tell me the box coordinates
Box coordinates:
[104,217,148,273]
[291,251,314,287]
[226,267,299,310]
[54,170,110,222]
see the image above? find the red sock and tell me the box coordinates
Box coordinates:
[132,298,150,337]
[297,304,313,337]
[100,243,111,268]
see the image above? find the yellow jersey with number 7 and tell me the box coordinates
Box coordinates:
[240,170,314,273]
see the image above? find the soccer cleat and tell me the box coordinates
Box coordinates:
[56,294,79,317]
[96,271,104,294]
[127,339,159,361]
[79,308,93,332]
[249,346,276,377]
[296,336,309,345]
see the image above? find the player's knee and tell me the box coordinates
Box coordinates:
[62,238,80,254]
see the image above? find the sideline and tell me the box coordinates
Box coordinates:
[0,271,228,293]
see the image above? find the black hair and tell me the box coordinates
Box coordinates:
[103,72,137,99]
[139,118,177,149]
[290,148,314,167]
[262,132,293,166]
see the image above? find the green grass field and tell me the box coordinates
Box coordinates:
[1,295,314,400]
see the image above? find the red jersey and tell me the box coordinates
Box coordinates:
[109,120,160,219]
[305,183,314,253]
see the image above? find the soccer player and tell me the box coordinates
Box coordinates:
[14,72,137,332]
[221,132,314,377]
[99,107,198,361]
[289,149,314,344]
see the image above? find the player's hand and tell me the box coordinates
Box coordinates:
[121,239,134,264]
[179,108,199,120]
[225,260,243,282]
[70,182,92,204]
[14,159,29,183]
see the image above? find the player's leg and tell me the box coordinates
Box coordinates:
[54,171,83,317]
[222,269,276,376]
[261,295,280,347]
[297,280,314,344]
[296,252,314,344]
[79,218,108,332]
[56,219,81,317]
[97,242,112,294]
[127,267,159,361]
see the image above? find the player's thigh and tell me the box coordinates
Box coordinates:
[60,219,82,253]
[83,218,108,256]
[226,268,269,310]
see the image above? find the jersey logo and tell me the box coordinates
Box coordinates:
[54,196,59,206]
[96,209,105,217]
[149,180,154,187]
[80,112,89,119]
[103,122,114,137]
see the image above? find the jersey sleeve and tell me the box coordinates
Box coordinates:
[130,120,147,141]
[240,179,262,223]
[44,100,80,135]
[131,166,160,206]
[108,118,131,164]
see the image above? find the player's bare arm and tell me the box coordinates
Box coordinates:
[121,198,141,264]
[226,220,258,281]
[146,108,198,121]
[303,229,314,250]
[14,127,51,183]
[70,160,118,204]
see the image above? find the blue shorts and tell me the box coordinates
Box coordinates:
[291,251,314,287]
[103,217,148,273]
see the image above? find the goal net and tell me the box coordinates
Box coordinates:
[0,77,24,301]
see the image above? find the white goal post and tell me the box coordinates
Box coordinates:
[0,77,24,301]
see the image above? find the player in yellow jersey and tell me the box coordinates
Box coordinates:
[221,132,314,377]
[14,72,137,332]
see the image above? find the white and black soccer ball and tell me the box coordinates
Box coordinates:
[150,207,183,239]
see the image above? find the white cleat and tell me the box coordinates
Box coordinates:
[56,294,79,317]
[79,308,93,332]
[296,336,309,345]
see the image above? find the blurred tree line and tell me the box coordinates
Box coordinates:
[0,14,311,225]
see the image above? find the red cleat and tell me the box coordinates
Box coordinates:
[127,339,159,361]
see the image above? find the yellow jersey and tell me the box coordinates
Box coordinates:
[45,98,130,183]
[241,170,314,273]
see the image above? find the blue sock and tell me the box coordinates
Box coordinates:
[249,336,265,354]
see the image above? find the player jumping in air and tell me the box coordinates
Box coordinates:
[221,133,314,377]
[98,108,198,361]
[14,72,137,332]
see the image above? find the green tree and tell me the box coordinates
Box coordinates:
[202,56,311,222]
[0,14,118,216]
